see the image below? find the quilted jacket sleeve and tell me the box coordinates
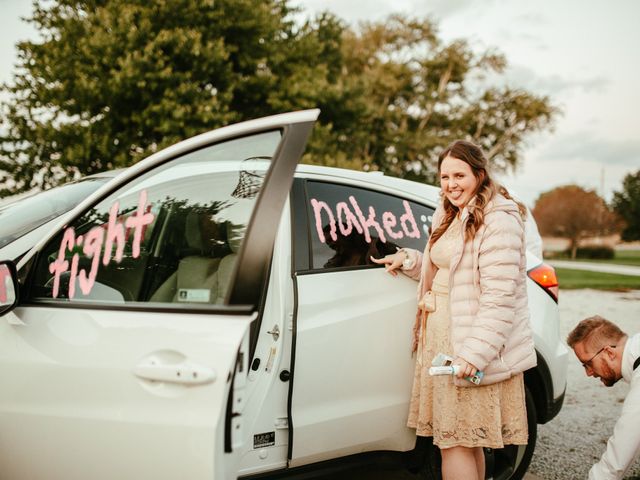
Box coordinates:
[400,248,423,280]
[457,210,523,371]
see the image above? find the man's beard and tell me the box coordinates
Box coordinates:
[599,362,621,387]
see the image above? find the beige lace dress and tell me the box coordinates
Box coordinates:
[406,215,529,449]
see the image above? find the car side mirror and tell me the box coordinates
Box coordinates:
[0,260,19,316]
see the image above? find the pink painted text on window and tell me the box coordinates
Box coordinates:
[48,190,155,299]
[310,195,421,244]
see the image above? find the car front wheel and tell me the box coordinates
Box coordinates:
[484,386,537,480]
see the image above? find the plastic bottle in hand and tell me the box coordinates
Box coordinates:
[429,353,484,385]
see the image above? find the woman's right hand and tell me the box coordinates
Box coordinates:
[370,251,405,277]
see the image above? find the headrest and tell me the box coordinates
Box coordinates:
[185,211,203,251]
[226,222,245,253]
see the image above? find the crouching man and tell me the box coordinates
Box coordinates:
[567,315,640,479]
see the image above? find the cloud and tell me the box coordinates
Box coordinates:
[420,0,481,19]
[505,64,610,96]
[513,12,549,25]
[493,28,550,51]
[540,133,640,167]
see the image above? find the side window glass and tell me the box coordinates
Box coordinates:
[306,181,434,271]
[29,131,281,305]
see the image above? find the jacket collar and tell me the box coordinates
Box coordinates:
[621,333,640,383]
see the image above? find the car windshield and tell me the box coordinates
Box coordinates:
[0,177,110,249]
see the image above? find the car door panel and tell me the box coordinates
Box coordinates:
[289,179,435,466]
[0,110,319,480]
[291,269,417,465]
[0,306,253,480]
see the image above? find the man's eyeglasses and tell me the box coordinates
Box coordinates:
[581,345,616,369]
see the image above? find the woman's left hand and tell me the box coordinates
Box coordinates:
[452,357,478,379]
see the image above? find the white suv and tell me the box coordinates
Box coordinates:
[0,110,567,480]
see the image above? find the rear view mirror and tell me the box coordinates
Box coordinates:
[0,261,19,315]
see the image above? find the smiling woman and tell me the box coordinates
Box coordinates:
[372,139,536,480]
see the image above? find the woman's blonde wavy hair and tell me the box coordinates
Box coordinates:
[428,140,527,247]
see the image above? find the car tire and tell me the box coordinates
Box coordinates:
[485,385,537,480]
[409,436,440,480]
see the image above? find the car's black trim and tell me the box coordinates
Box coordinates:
[224,344,242,453]
[18,300,254,315]
[290,179,311,272]
[285,188,300,460]
[294,264,383,275]
[238,448,416,480]
[286,272,300,460]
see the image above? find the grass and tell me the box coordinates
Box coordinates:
[556,267,640,290]
[609,250,640,266]
[549,249,640,267]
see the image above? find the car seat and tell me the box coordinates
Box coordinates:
[150,211,222,303]
[210,221,244,304]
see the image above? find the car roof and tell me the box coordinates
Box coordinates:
[294,163,543,263]
[83,168,126,180]
[295,164,441,206]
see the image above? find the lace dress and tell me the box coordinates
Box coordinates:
[406,216,528,449]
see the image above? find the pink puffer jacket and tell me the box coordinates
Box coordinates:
[403,194,537,385]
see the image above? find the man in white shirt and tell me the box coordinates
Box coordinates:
[567,315,640,479]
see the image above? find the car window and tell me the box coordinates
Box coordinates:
[302,181,435,271]
[29,130,281,306]
[0,178,111,249]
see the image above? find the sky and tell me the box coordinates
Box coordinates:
[1,0,639,207]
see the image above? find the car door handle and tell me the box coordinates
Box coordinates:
[134,359,217,385]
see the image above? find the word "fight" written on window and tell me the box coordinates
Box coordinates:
[49,190,155,299]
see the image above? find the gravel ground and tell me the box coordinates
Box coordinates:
[528,289,640,480]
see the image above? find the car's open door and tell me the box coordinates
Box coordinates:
[0,110,318,480]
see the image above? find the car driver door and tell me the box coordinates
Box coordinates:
[0,110,317,480]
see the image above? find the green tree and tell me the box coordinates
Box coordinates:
[612,169,640,241]
[303,15,558,183]
[533,185,621,259]
[1,2,558,196]
[0,0,349,195]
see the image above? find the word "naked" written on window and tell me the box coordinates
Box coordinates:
[311,196,422,245]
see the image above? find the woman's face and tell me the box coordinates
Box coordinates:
[439,155,479,209]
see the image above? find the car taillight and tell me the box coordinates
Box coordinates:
[527,262,559,303]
